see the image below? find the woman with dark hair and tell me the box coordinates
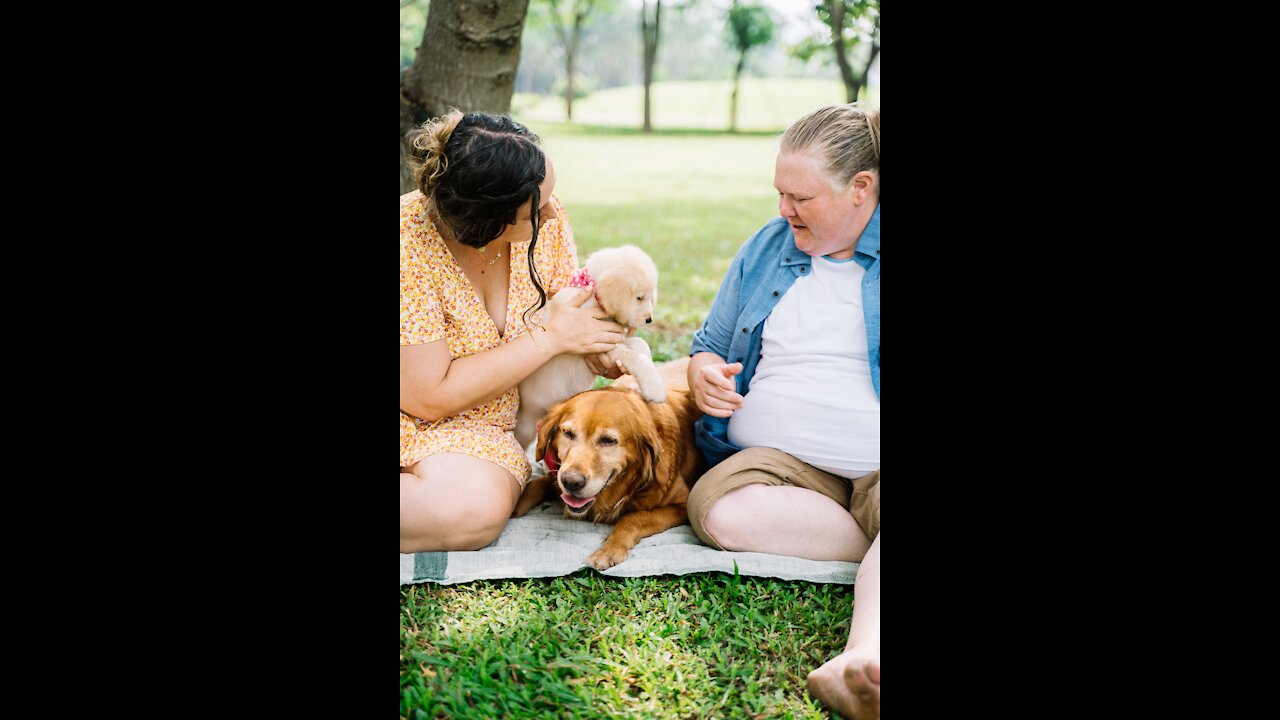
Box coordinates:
[400,110,625,553]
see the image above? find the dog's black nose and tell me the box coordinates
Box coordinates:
[645,317,652,324]
[561,471,586,493]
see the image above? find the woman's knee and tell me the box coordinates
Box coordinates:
[401,495,509,552]
[697,484,771,551]
[439,485,513,550]
[400,465,518,552]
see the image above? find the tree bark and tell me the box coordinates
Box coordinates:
[400,0,531,194]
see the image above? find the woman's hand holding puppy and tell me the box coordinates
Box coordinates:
[539,288,626,356]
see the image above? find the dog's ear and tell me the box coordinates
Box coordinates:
[536,401,567,464]
[631,405,663,493]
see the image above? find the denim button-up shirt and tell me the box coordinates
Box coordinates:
[690,205,880,469]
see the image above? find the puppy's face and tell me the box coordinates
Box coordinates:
[536,390,658,521]
[586,246,659,330]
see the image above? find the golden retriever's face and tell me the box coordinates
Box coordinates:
[586,246,659,330]
[536,390,658,521]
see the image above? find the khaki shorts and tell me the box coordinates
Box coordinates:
[687,447,879,549]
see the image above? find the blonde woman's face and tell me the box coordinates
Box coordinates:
[494,157,558,246]
[774,150,862,260]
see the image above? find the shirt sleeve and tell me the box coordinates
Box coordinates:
[400,240,445,346]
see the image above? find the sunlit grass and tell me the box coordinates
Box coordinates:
[401,572,855,719]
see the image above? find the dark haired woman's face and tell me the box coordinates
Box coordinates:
[493,157,558,246]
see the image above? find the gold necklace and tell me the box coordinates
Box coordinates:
[476,244,502,266]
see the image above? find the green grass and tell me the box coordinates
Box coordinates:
[522,122,783,361]
[513,78,869,132]
[401,571,855,719]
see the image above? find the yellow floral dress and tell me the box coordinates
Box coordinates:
[400,190,578,486]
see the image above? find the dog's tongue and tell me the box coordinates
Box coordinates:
[561,493,595,509]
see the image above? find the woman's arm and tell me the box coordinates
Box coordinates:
[400,288,624,422]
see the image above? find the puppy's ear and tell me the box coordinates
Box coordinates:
[590,265,625,316]
[536,402,566,464]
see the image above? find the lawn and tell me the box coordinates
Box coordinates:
[401,123,859,719]
[521,121,783,361]
[401,571,855,719]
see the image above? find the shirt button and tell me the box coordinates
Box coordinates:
[800,266,808,272]
[741,327,749,333]
[772,291,779,297]
[785,257,791,262]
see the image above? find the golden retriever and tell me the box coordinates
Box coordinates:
[513,381,702,569]
[515,245,666,450]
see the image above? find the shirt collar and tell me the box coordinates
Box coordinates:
[856,203,880,258]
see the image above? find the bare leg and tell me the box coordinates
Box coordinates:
[400,453,521,553]
[807,533,880,719]
[701,485,873,562]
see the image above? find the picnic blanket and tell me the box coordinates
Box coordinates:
[399,500,859,586]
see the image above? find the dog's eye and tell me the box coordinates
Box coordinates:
[597,436,617,446]
[562,429,576,440]
[636,295,645,301]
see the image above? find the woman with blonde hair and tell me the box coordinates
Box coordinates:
[686,103,881,719]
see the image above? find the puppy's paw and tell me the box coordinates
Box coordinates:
[586,544,629,570]
[640,384,667,404]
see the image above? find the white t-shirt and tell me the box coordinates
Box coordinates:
[727,255,880,479]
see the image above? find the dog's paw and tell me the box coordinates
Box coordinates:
[512,476,551,518]
[511,497,539,518]
[586,544,629,570]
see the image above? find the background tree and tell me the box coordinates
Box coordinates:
[544,0,603,122]
[400,0,532,194]
[639,0,663,133]
[725,1,774,133]
[793,0,880,103]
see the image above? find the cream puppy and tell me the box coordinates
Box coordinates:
[516,245,665,450]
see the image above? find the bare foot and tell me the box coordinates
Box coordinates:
[807,645,880,719]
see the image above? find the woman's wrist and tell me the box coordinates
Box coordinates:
[527,324,560,357]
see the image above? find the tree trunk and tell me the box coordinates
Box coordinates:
[400,0,531,195]
[565,42,575,120]
[828,0,857,103]
[729,53,746,133]
[401,87,416,193]
[640,0,662,133]
[852,16,880,102]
